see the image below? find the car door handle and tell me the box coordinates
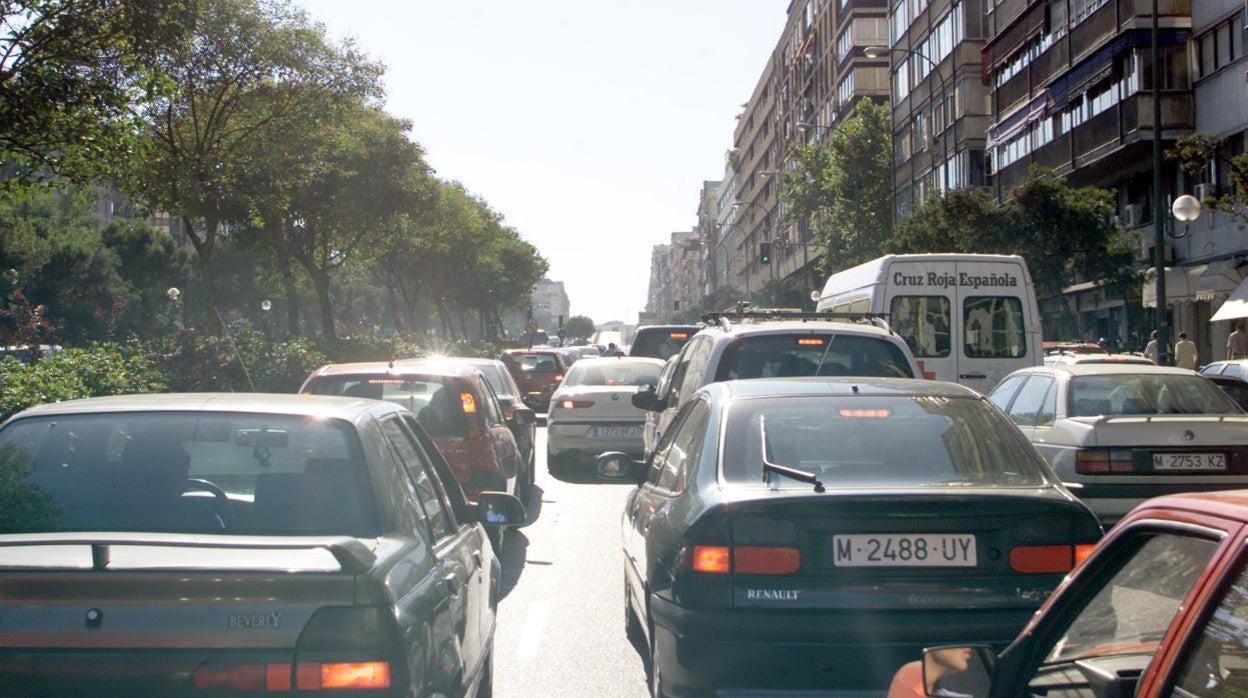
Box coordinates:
[443,573,462,596]
[473,550,483,567]
[959,373,987,379]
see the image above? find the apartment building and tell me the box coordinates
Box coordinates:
[694,180,722,298]
[729,0,892,297]
[982,0,1247,357]
[888,0,994,220]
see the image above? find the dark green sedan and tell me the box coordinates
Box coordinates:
[596,377,1102,697]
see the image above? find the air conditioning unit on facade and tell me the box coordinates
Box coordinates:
[1197,183,1217,203]
[1124,204,1144,228]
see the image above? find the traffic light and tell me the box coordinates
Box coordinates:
[759,241,772,264]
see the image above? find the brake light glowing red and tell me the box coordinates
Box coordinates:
[734,546,801,574]
[559,400,594,409]
[192,661,391,691]
[690,545,731,574]
[315,662,392,690]
[797,338,826,346]
[669,332,689,339]
[1074,543,1097,567]
[1010,545,1079,574]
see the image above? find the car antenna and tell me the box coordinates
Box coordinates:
[759,416,825,493]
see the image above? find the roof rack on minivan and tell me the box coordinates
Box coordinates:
[700,305,892,333]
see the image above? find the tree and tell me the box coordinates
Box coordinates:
[129,0,382,334]
[783,98,893,272]
[563,315,594,340]
[1171,134,1248,228]
[282,106,429,338]
[0,0,195,181]
[891,170,1136,332]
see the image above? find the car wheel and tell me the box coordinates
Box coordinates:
[475,644,494,698]
[547,450,563,477]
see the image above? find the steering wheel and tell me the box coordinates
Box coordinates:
[184,478,230,528]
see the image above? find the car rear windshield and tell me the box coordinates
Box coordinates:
[566,360,661,387]
[305,375,470,439]
[630,328,696,360]
[714,334,914,381]
[722,395,1048,488]
[508,353,561,373]
[1069,374,1240,416]
[0,412,379,536]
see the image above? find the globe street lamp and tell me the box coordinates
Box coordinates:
[260,299,273,340]
[1170,194,1202,238]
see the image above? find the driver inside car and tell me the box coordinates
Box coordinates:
[116,434,223,531]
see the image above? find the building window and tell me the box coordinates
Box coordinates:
[838,70,857,106]
[890,0,909,46]
[1196,10,1245,80]
[1070,0,1110,30]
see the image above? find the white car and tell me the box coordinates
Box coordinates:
[546,357,664,474]
[1043,352,1154,366]
[988,363,1248,524]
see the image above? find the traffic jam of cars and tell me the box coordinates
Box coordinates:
[9,254,1248,696]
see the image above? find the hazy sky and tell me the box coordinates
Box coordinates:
[293,0,787,325]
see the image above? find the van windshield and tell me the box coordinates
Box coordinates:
[630,327,697,360]
[714,334,913,380]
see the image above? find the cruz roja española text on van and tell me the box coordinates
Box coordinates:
[892,271,1020,290]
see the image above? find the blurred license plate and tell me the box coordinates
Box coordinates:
[591,426,641,439]
[1153,453,1227,471]
[833,534,976,567]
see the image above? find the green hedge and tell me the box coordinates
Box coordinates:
[0,334,512,421]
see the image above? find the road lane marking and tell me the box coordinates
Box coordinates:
[515,603,548,661]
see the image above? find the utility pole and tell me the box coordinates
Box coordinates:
[1151,0,1169,365]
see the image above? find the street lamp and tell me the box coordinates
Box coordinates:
[1170,194,1202,238]
[166,287,181,302]
[260,299,273,340]
[865,45,950,194]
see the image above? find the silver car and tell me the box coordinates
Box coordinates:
[988,364,1248,524]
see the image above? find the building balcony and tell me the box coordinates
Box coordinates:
[992,90,1193,194]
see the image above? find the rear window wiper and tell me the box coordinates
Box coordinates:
[759,416,825,493]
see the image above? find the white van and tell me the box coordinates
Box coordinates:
[816,254,1041,392]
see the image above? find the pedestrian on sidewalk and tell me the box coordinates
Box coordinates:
[1229,322,1248,360]
[1144,330,1160,364]
[1175,332,1199,370]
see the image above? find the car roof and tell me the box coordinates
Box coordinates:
[709,376,979,400]
[635,324,700,332]
[569,356,665,368]
[8,393,391,421]
[501,348,562,355]
[310,358,479,379]
[696,320,898,340]
[1140,489,1248,523]
[1031,363,1198,377]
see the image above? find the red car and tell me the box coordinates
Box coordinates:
[299,359,535,511]
[899,489,1248,697]
[499,348,574,412]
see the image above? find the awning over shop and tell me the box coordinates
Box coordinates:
[1212,276,1248,322]
[1142,265,1205,308]
[1196,259,1247,302]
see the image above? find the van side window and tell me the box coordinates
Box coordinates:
[889,296,951,358]
[964,296,1027,358]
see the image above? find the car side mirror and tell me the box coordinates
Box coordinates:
[596,452,645,483]
[509,407,536,426]
[474,491,526,527]
[631,385,663,412]
[920,645,995,698]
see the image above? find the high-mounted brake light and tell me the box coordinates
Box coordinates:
[797,338,826,346]
[839,409,892,418]
[669,332,689,339]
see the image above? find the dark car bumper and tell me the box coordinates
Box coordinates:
[649,594,1028,697]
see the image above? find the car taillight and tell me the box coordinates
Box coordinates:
[193,664,286,692]
[1010,544,1094,574]
[686,545,800,575]
[559,399,594,409]
[289,607,394,692]
[192,662,390,692]
[1075,449,1134,474]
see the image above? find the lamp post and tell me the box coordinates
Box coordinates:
[260,299,272,341]
[865,45,950,195]
[1151,0,1169,365]
[166,287,183,331]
